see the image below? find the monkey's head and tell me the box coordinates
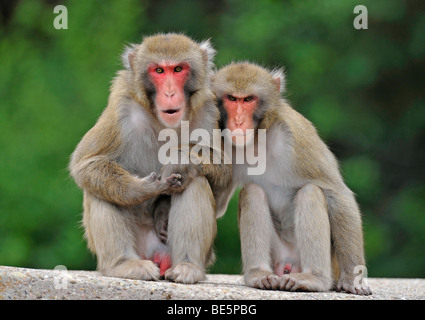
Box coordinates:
[122,33,216,128]
[212,62,285,145]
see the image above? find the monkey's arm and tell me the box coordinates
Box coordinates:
[71,155,181,206]
[201,162,233,194]
[69,116,182,207]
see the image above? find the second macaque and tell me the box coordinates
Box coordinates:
[212,62,371,295]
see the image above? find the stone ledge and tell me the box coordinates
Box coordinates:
[0,265,424,300]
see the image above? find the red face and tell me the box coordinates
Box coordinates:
[223,94,258,145]
[148,62,190,127]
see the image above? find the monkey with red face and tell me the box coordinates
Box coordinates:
[69,33,232,284]
[212,62,371,295]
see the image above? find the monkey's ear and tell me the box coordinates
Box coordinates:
[199,39,216,65]
[271,68,286,94]
[121,44,138,70]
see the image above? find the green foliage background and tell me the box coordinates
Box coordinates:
[0,0,424,277]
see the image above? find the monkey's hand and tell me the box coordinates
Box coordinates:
[159,164,200,193]
[144,172,182,196]
[152,196,170,243]
[154,213,168,244]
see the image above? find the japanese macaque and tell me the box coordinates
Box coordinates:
[212,62,372,295]
[69,33,232,284]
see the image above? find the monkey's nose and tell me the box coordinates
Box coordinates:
[165,92,175,98]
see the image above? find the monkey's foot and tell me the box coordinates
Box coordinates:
[278,273,332,292]
[103,259,160,281]
[245,269,280,290]
[164,262,205,284]
[336,276,372,295]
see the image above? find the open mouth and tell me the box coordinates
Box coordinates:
[163,109,180,115]
[160,107,184,126]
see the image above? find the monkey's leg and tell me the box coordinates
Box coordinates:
[239,184,280,290]
[325,190,372,295]
[279,184,332,292]
[165,176,217,284]
[86,197,160,280]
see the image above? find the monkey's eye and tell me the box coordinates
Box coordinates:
[174,66,183,72]
[227,95,236,101]
[244,96,253,102]
[155,67,164,74]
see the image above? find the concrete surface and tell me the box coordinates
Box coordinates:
[0,265,424,300]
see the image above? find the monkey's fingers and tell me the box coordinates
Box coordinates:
[266,275,279,290]
[355,286,372,295]
[278,275,292,291]
[159,226,168,243]
[147,172,159,181]
[250,274,279,290]
[278,274,308,291]
[337,280,372,295]
[159,232,167,244]
[165,174,182,187]
[160,219,168,243]
[165,263,205,284]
